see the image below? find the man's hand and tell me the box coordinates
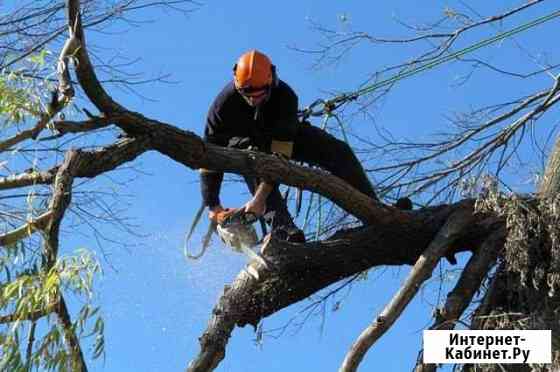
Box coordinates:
[244,196,266,217]
[244,181,273,217]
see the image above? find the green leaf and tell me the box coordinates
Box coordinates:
[27,49,50,67]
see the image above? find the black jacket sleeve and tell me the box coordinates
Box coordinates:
[200,169,223,208]
[200,89,232,208]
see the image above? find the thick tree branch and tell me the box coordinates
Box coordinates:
[43,150,79,265]
[339,203,476,372]
[112,114,403,224]
[65,0,126,115]
[187,201,502,371]
[42,149,88,371]
[62,0,400,224]
[0,136,149,191]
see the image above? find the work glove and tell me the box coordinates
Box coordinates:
[208,207,236,225]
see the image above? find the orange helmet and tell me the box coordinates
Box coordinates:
[233,50,273,90]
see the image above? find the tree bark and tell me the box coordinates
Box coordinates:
[540,134,560,197]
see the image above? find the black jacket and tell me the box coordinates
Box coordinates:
[201,79,300,207]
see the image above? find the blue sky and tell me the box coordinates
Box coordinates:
[51,1,560,371]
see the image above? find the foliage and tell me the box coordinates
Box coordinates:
[0,49,53,126]
[0,72,40,126]
[0,249,104,371]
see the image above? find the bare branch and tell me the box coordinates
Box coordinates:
[296,0,546,72]
[65,0,129,114]
[0,136,149,191]
[53,116,112,133]
[187,200,502,371]
[372,76,560,201]
[39,149,88,370]
[0,170,58,191]
[414,229,505,372]
[339,204,476,372]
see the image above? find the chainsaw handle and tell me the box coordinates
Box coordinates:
[221,208,258,227]
[242,211,258,224]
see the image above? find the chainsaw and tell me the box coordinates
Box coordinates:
[183,204,270,276]
[216,208,269,268]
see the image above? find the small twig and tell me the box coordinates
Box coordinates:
[25,320,37,369]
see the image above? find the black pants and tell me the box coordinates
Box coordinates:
[231,121,377,229]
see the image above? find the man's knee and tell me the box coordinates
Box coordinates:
[332,139,356,164]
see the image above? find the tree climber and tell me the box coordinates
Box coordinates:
[200,50,379,243]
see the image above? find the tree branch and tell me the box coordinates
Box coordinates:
[41,116,114,140]
[65,0,127,115]
[187,201,503,371]
[414,228,505,372]
[0,102,65,153]
[0,211,53,247]
[0,136,149,191]
[338,204,476,372]
[41,149,88,371]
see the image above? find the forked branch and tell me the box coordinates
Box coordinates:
[339,203,476,372]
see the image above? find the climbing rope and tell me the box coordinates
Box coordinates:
[299,9,560,119]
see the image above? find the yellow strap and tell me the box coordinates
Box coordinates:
[270,140,293,158]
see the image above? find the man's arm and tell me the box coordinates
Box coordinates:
[201,90,232,214]
[200,168,224,210]
[244,181,273,216]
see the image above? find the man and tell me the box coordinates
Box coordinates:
[200,50,378,243]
